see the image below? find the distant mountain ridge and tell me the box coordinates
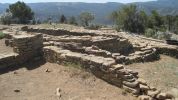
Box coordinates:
[0,0,178,24]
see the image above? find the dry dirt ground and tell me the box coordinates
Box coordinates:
[0,62,136,100]
[126,55,178,93]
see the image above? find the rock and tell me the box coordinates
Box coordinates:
[121,74,134,79]
[138,95,153,100]
[167,88,178,99]
[123,78,136,82]
[116,55,126,63]
[5,39,10,46]
[91,45,99,50]
[56,88,61,97]
[137,78,147,85]
[117,69,130,75]
[45,69,51,73]
[149,86,157,91]
[123,81,139,88]
[112,53,121,58]
[139,84,150,91]
[111,64,124,71]
[156,93,172,100]
[147,90,161,98]
[127,69,139,76]
[14,89,20,93]
[43,42,51,46]
[123,85,140,95]
[13,71,18,74]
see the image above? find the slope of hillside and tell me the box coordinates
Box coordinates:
[0,0,178,24]
[28,2,123,24]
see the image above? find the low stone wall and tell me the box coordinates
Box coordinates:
[0,31,43,69]
[21,26,97,36]
[0,53,19,69]
[44,35,134,55]
[43,46,174,100]
[156,45,178,58]
[24,27,161,64]
[92,37,133,54]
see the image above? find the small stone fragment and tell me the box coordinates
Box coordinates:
[14,89,20,93]
[56,88,61,97]
[13,71,18,74]
[45,69,51,73]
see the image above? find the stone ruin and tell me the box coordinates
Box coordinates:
[0,30,43,69]
[1,26,178,100]
[22,26,159,65]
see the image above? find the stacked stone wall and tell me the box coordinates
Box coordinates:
[22,26,97,36]
[43,46,174,100]
[0,32,43,69]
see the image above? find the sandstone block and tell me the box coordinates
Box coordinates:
[139,84,150,91]
[111,64,124,70]
[156,93,173,100]
[138,95,153,100]
[121,74,134,79]
[147,90,161,98]
[123,85,140,95]
[123,81,139,88]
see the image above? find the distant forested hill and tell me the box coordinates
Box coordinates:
[0,0,178,24]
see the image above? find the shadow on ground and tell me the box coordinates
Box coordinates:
[0,59,46,75]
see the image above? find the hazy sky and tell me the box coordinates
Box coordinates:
[0,0,156,3]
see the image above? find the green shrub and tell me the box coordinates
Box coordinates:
[0,32,5,39]
[144,28,157,38]
[0,12,12,25]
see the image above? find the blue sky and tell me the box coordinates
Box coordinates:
[0,0,156,3]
